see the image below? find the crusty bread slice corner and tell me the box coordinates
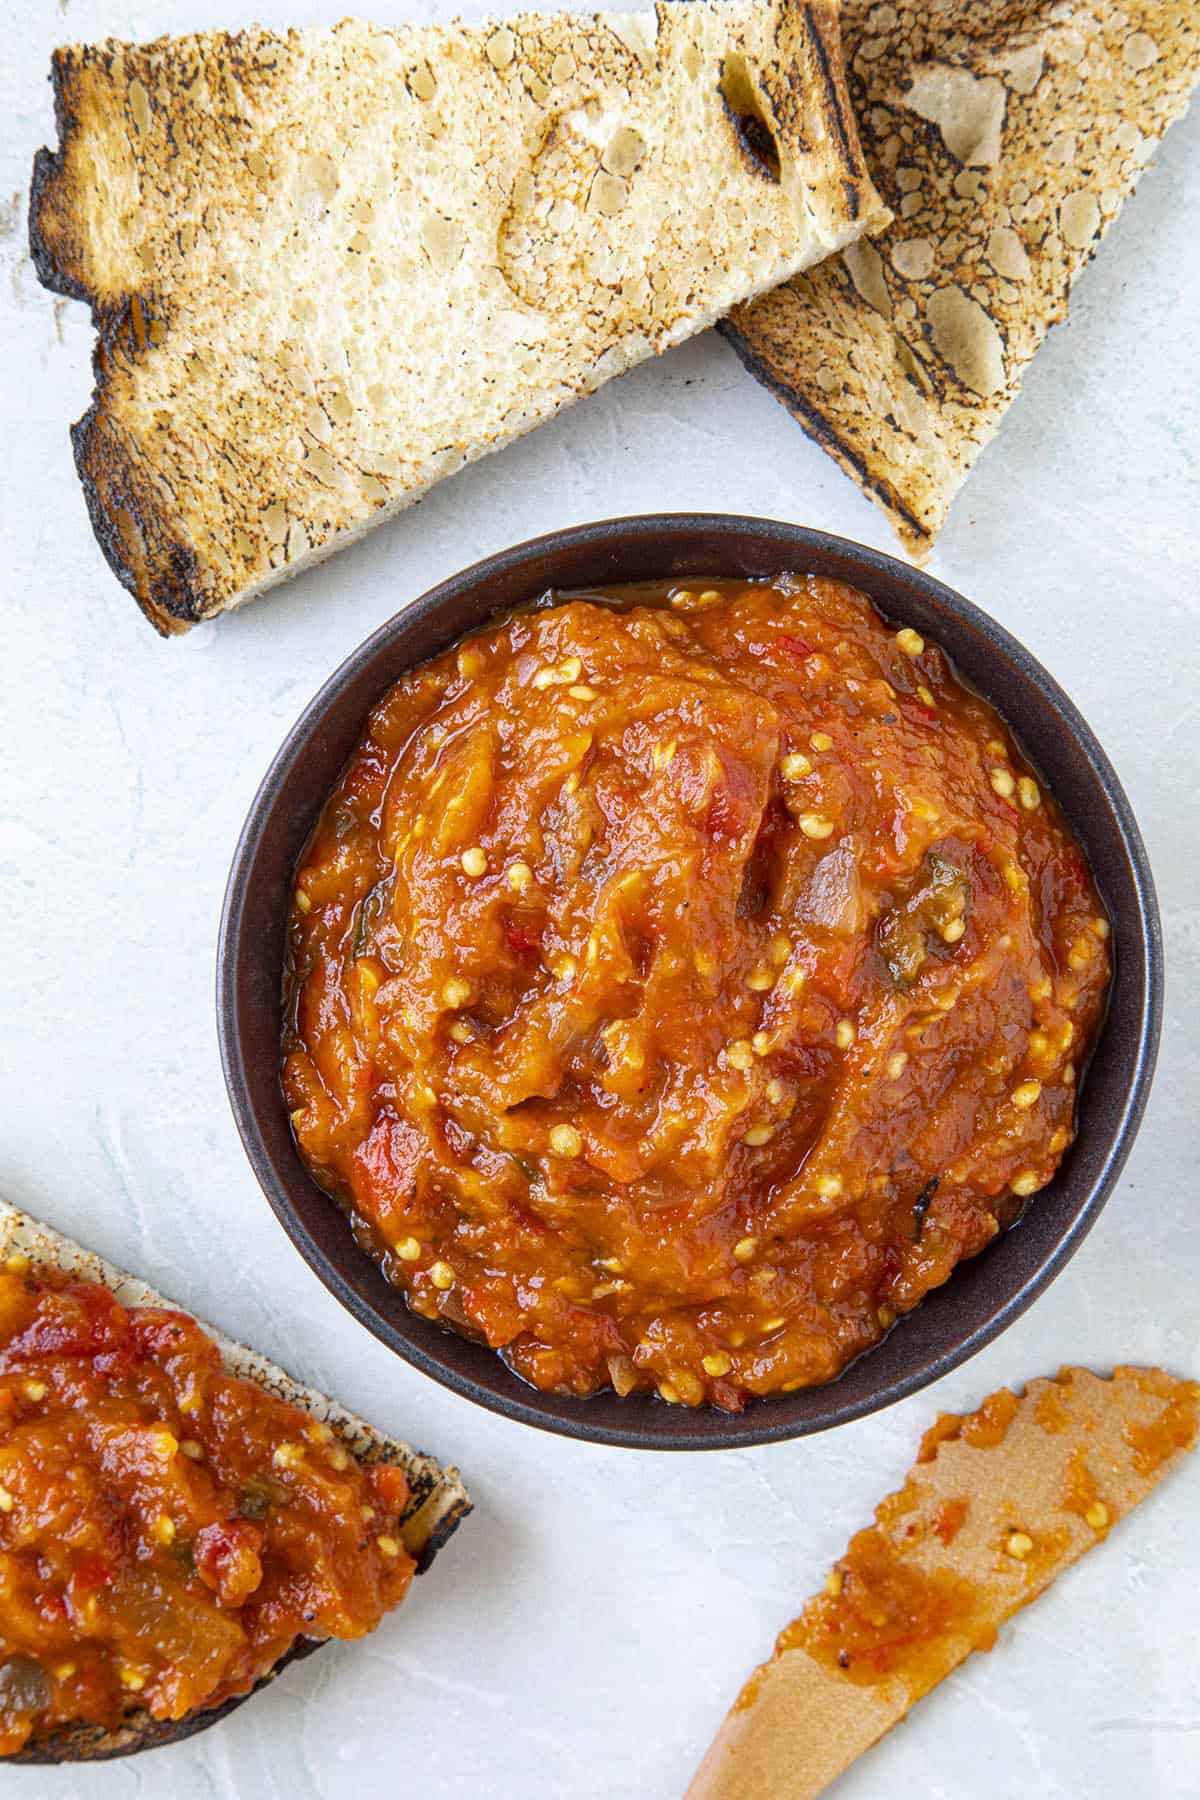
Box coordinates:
[719,0,1200,558]
[29,3,889,633]
[0,1197,472,1763]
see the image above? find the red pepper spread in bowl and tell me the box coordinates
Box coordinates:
[0,1259,414,1755]
[282,577,1110,1411]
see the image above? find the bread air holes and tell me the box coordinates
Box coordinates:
[718,55,782,184]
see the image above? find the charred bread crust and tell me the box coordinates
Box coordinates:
[716,307,930,550]
[69,398,208,636]
[411,1486,475,1570]
[30,47,204,633]
[27,52,93,307]
[27,7,887,632]
[797,2,856,174]
[716,0,1200,554]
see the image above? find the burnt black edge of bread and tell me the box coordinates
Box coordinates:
[758,0,872,220]
[29,49,205,636]
[69,398,203,636]
[413,1486,474,1574]
[28,146,91,306]
[7,1637,325,1765]
[379,1424,472,1572]
[392,1446,473,1572]
[800,0,857,177]
[27,52,92,305]
[716,314,931,550]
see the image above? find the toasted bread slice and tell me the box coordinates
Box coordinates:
[29,2,887,632]
[721,0,1200,555]
[0,1199,471,1762]
[688,1366,1199,1800]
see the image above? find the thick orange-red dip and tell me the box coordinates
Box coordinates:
[0,1258,414,1756]
[282,577,1110,1410]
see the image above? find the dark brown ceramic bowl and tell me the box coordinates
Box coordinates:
[217,515,1162,1450]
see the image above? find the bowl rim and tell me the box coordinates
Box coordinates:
[217,512,1163,1450]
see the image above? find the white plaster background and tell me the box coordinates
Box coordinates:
[1,3,1197,1796]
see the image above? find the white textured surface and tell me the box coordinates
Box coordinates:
[1,4,1198,1796]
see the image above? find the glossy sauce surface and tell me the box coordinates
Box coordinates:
[283,577,1110,1409]
[0,1261,414,1755]
[780,1520,989,1694]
